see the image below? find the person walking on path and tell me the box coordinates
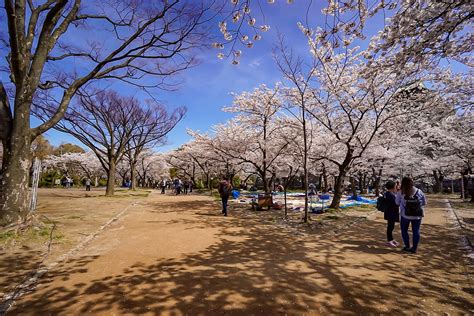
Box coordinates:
[396,177,427,254]
[183,180,188,194]
[160,179,167,194]
[218,176,233,216]
[188,181,193,193]
[85,178,91,191]
[383,180,400,247]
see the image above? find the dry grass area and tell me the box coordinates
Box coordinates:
[0,187,151,298]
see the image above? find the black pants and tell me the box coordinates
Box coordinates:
[387,220,396,241]
[221,196,229,215]
[86,185,90,191]
[161,186,165,194]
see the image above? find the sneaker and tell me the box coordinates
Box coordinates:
[402,246,411,252]
[387,241,397,247]
[392,240,400,246]
[408,248,417,254]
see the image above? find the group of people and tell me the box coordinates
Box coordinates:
[160,178,193,195]
[381,177,427,254]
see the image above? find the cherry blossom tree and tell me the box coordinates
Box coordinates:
[43,151,103,185]
[192,85,288,193]
[137,152,170,187]
[302,32,438,208]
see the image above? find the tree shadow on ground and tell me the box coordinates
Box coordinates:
[0,249,44,295]
[9,199,474,314]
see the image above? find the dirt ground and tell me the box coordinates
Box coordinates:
[1,189,473,315]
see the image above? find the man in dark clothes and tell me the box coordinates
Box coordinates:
[384,180,400,247]
[218,176,232,216]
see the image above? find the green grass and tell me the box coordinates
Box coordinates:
[0,230,16,242]
[450,200,474,210]
[350,204,375,212]
[100,189,152,198]
[0,223,65,247]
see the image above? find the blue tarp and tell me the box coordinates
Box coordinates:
[346,195,376,204]
[232,190,240,199]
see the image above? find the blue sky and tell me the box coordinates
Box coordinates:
[2,1,393,152]
[35,1,328,152]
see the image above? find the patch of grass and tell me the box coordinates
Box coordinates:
[325,215,340,220]
[350,204,374,212]
[0,230,16,242]
[450,200,474,210]
[67,215,83,219]
[0,223,65,248]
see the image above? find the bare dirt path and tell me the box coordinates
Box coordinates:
[7,193,473,315]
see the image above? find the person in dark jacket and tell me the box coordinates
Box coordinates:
[218,176,232,216]
[384,180,400,247]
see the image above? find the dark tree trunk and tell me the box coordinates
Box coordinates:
[372,167,383,196]
[106,160,116,196]
[350,176,358,198]
[330,171,345,209]
[130,160,137,190]
[432,170,444,193]
[322,166,328,191]
[329,149,353,209]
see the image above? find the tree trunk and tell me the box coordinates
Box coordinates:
[205,173,211,190]
[130,161,137,190]
[106,160,116,196]
[350,176,357,198]
[330,148,353,209]
[263,174,270,193]
[0,131,32,225]
[373,167,383,196]
[330,171,345,209]
[322,166,328,191]
[432,170,443,193]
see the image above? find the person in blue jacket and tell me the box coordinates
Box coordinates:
[383,180,400,247]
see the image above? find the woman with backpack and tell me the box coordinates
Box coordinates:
[396,177,427,253]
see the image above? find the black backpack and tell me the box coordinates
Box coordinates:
[376,194,387,212]
[404,189,424,217]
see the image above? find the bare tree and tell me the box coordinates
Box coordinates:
[0,0,211,225]
[274,35,317,223]
[125,102,185,190]
[41,90,152,196]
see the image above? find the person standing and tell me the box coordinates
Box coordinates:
[396,177,427,253]
[188,181,193,193]
[160,179,167,194]
[85,178,91,191]
[218,176,232,216]
[183,180,188,194]
[383,180,400,247]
